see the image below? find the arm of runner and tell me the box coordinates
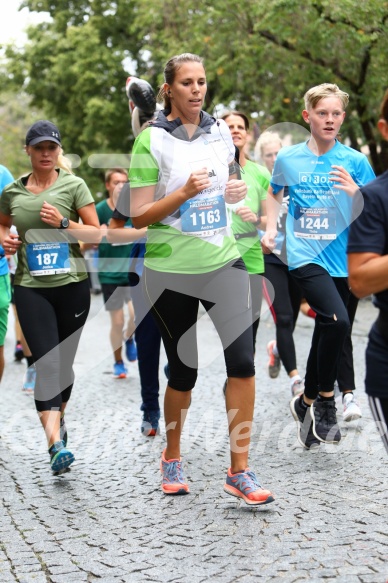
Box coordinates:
[0,213,20,255]
[225,163,247,205]
[130,168,211,228]
[261,186,283,253]
[107,218,147,244]
[235,198,267,228]
[348,252,388,297]
[39,201,101,244]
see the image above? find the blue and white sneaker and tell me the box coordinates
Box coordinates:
[22,365,36,394]
[113,361,127,379]
[49,440,74,474]
[125,336,137,362]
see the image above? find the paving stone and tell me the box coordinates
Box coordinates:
[0,298,387,582]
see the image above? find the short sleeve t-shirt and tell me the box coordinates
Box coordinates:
[0,169,94,287]
[347,170,388,312]
[129,119,240,274]
[270,140,375,276]
[228,161,270,274]
[96,199,133,285]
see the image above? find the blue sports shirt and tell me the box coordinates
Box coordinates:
[270,140,375,276]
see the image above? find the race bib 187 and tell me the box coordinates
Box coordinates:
[26,242,71,276]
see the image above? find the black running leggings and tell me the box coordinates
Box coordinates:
[263,261,303,374]
[290,264,350,399]
[14,280,90,411]
[143,260,255,391]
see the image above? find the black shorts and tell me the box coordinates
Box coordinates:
[101,283,132,311]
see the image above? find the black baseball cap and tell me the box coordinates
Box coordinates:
[26,120,61,146]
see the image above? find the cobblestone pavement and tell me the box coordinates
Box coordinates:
[0,295,387,583]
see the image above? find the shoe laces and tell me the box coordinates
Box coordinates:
[231,470,262,494]
[162,459,186,484]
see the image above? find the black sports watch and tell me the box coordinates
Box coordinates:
[60,217,70,229]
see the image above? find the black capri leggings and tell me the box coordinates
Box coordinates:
[143,259,255,391]
[263,261,303,374]
[14,280,90,411]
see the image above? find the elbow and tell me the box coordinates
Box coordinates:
[348,275,367,299]
[132,217,147,229]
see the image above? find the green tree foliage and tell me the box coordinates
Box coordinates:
[2,0,388,186]
[0,92,45,178]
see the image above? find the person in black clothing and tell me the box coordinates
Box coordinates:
[347,89,388,454]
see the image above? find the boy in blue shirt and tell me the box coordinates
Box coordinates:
[262,83,375,449]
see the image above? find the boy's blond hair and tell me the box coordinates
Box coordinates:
[304,83,349,110]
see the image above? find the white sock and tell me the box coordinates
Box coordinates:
[272,343,279,357]
[290,375,301,388]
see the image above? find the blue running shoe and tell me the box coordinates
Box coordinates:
[60,414,68,447]
[125,336,137,362]
[141,409,160,436]
[224,468,275,506]
[113,361,127,379]
[22,365,36,394]
[160,449,189,495]
[49,440,74,474]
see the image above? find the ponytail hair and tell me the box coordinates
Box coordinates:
[56,148,74,174]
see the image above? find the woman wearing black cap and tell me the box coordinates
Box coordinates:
[0,120,100,474]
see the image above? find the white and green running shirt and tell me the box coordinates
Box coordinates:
[129,119,240,274]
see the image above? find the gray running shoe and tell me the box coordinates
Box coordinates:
[290,395,320,450]
[311,399,341,444]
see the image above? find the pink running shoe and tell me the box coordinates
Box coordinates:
[160,449,189,495]
[224,468,275,506]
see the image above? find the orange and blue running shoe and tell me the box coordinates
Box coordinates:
[113,360,127,379]
[141,409,160,437]
[224,468,275,506]
[160,449,189,495]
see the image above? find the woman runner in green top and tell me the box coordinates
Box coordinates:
[0,120,100,474]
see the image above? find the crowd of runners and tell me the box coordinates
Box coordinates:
[0,52,387,503]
